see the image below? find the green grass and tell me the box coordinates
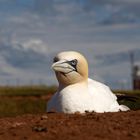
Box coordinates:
[0,98,46,117]
[0,86,57,117]
[113,90,140,95]
[113,90,140,110]
[0,85,57,96]
[119,100,140,110]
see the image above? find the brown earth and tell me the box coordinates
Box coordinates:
[0,110,140,140]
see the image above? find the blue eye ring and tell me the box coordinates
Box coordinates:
[70,59,77,66]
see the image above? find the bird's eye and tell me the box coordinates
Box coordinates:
[53,57,59,63]
[70,59,77,66]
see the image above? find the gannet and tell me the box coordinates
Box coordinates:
[47,51,130,113]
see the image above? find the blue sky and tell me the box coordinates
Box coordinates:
[0,0,140,89]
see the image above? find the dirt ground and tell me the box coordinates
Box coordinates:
[0,110,139,140]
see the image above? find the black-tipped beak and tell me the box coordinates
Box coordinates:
[52,60,76,74]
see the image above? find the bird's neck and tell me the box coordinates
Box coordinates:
[58,80,88,93]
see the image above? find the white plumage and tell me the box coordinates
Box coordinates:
[47,51,129,113]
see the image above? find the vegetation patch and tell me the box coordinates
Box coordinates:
[0,86,139,117]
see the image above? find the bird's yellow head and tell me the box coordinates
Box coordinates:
[52,51,88,86]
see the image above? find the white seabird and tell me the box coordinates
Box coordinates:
[47,51,130,113]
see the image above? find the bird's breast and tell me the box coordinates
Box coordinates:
[58,83,94,113]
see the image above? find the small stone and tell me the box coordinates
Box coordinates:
[32,125,47,132]
[41,115,48,120]
[85,110,90,113]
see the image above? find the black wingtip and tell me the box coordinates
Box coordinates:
[116,93,139,102]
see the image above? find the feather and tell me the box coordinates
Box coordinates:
[116,93,139,102]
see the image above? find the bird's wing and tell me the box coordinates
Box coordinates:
[116,93,139,102]
[88,78,117,100]
[87,78,120,112]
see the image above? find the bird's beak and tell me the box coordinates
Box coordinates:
[52,60,75,74]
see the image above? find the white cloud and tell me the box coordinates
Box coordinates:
[12,39,48,55]
[0,55,29,78]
